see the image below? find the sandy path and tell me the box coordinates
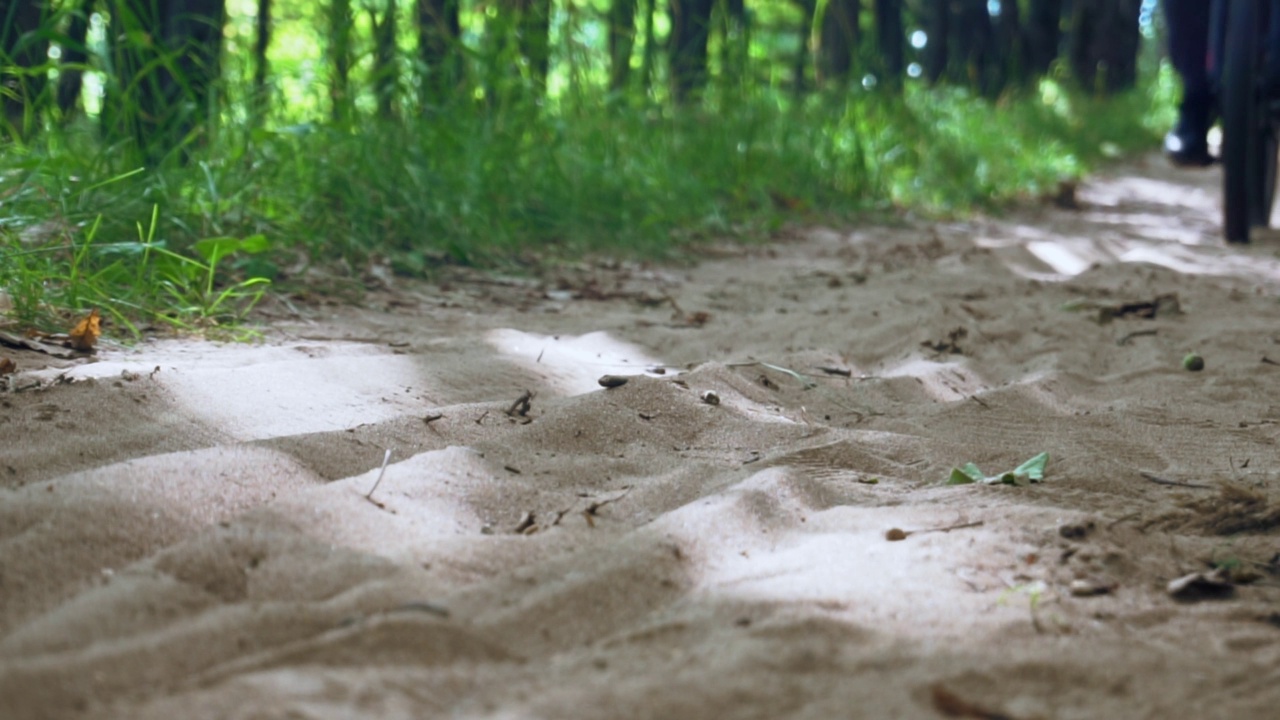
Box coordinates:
[2,156,1279,720]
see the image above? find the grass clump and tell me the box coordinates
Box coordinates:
[1,79,1166,335]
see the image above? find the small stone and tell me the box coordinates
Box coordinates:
[700,390,720,406]
[1058,521,1095,540]
[598,375,629,388]
[1168,568,1234,600]
[1069,579,1113,597]
[1182,353,1205,372]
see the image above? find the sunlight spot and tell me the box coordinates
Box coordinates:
[1025,240,1092,276]
[486,329,665,396]
[1118,243,1280,279]
[29,341,427,441]
[668,468,1024,640]
[880,358,985,403]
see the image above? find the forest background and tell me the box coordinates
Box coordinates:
[0,0,1174,334]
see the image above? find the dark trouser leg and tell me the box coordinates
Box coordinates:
[1165,0,1213,165]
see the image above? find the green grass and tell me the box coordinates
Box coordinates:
[0,75,1169,336]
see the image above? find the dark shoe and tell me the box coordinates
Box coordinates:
[1165,100,1214,167]
[1165,127,1214,167]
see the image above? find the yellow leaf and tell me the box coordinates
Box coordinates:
[68,308,101,352]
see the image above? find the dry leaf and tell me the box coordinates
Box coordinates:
[68,309,101,352]
[0,357,15,375]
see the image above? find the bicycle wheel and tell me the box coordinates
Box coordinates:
[1221,0,1264,243]
[1258,115,1279,227]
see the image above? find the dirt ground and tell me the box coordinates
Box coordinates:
[2,156,1280,720]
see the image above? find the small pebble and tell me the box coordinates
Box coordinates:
[1069,579,1113,597]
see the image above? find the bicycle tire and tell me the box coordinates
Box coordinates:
[1256,114,1279,226]
[1222,0,1261,243]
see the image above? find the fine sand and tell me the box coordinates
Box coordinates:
[2,157,1279,720]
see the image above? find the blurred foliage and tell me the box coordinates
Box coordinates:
[0,0,1170,332]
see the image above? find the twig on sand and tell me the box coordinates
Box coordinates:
[726,359,817,388]
[1117,329,1158,346]
[885,520,984,541]
[662,292,686,318]
[506,389,534,417]
[1139,471,1211,490]
[365,449,393,505]
[814,365,852,377]
[582,486,634,527]
[1107,511,1143,529]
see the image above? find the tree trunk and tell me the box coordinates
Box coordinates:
[669,0,715,103]
[327,0,354,125]
[57,0,94,118]
[417,0,462,106]
[874,0,903,86]
[640,0,657,94]
[1,1,50,136]
[1068,0,1141,94]
[106,0,227,162]
[791,0,815,92]
[920,0,947,84]
[1098,0,1140,92]
[817,0,860,85]
[1026,0,1063,78]
[514,0,552,88]
[952,0,996,94]
[994,0,1025,87]
[370,0,398,120]
[252,0,271,121]
[718,0,748,91]
[609,0,637,92]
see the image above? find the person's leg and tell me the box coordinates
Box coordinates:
[1165,0,1213,166]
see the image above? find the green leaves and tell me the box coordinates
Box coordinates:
[1,207,273,335]
[193,234,269,266]
[155,232,272,325]
[946,452,1050,486]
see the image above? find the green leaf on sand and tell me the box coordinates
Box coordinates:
[945,452,1049,486]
